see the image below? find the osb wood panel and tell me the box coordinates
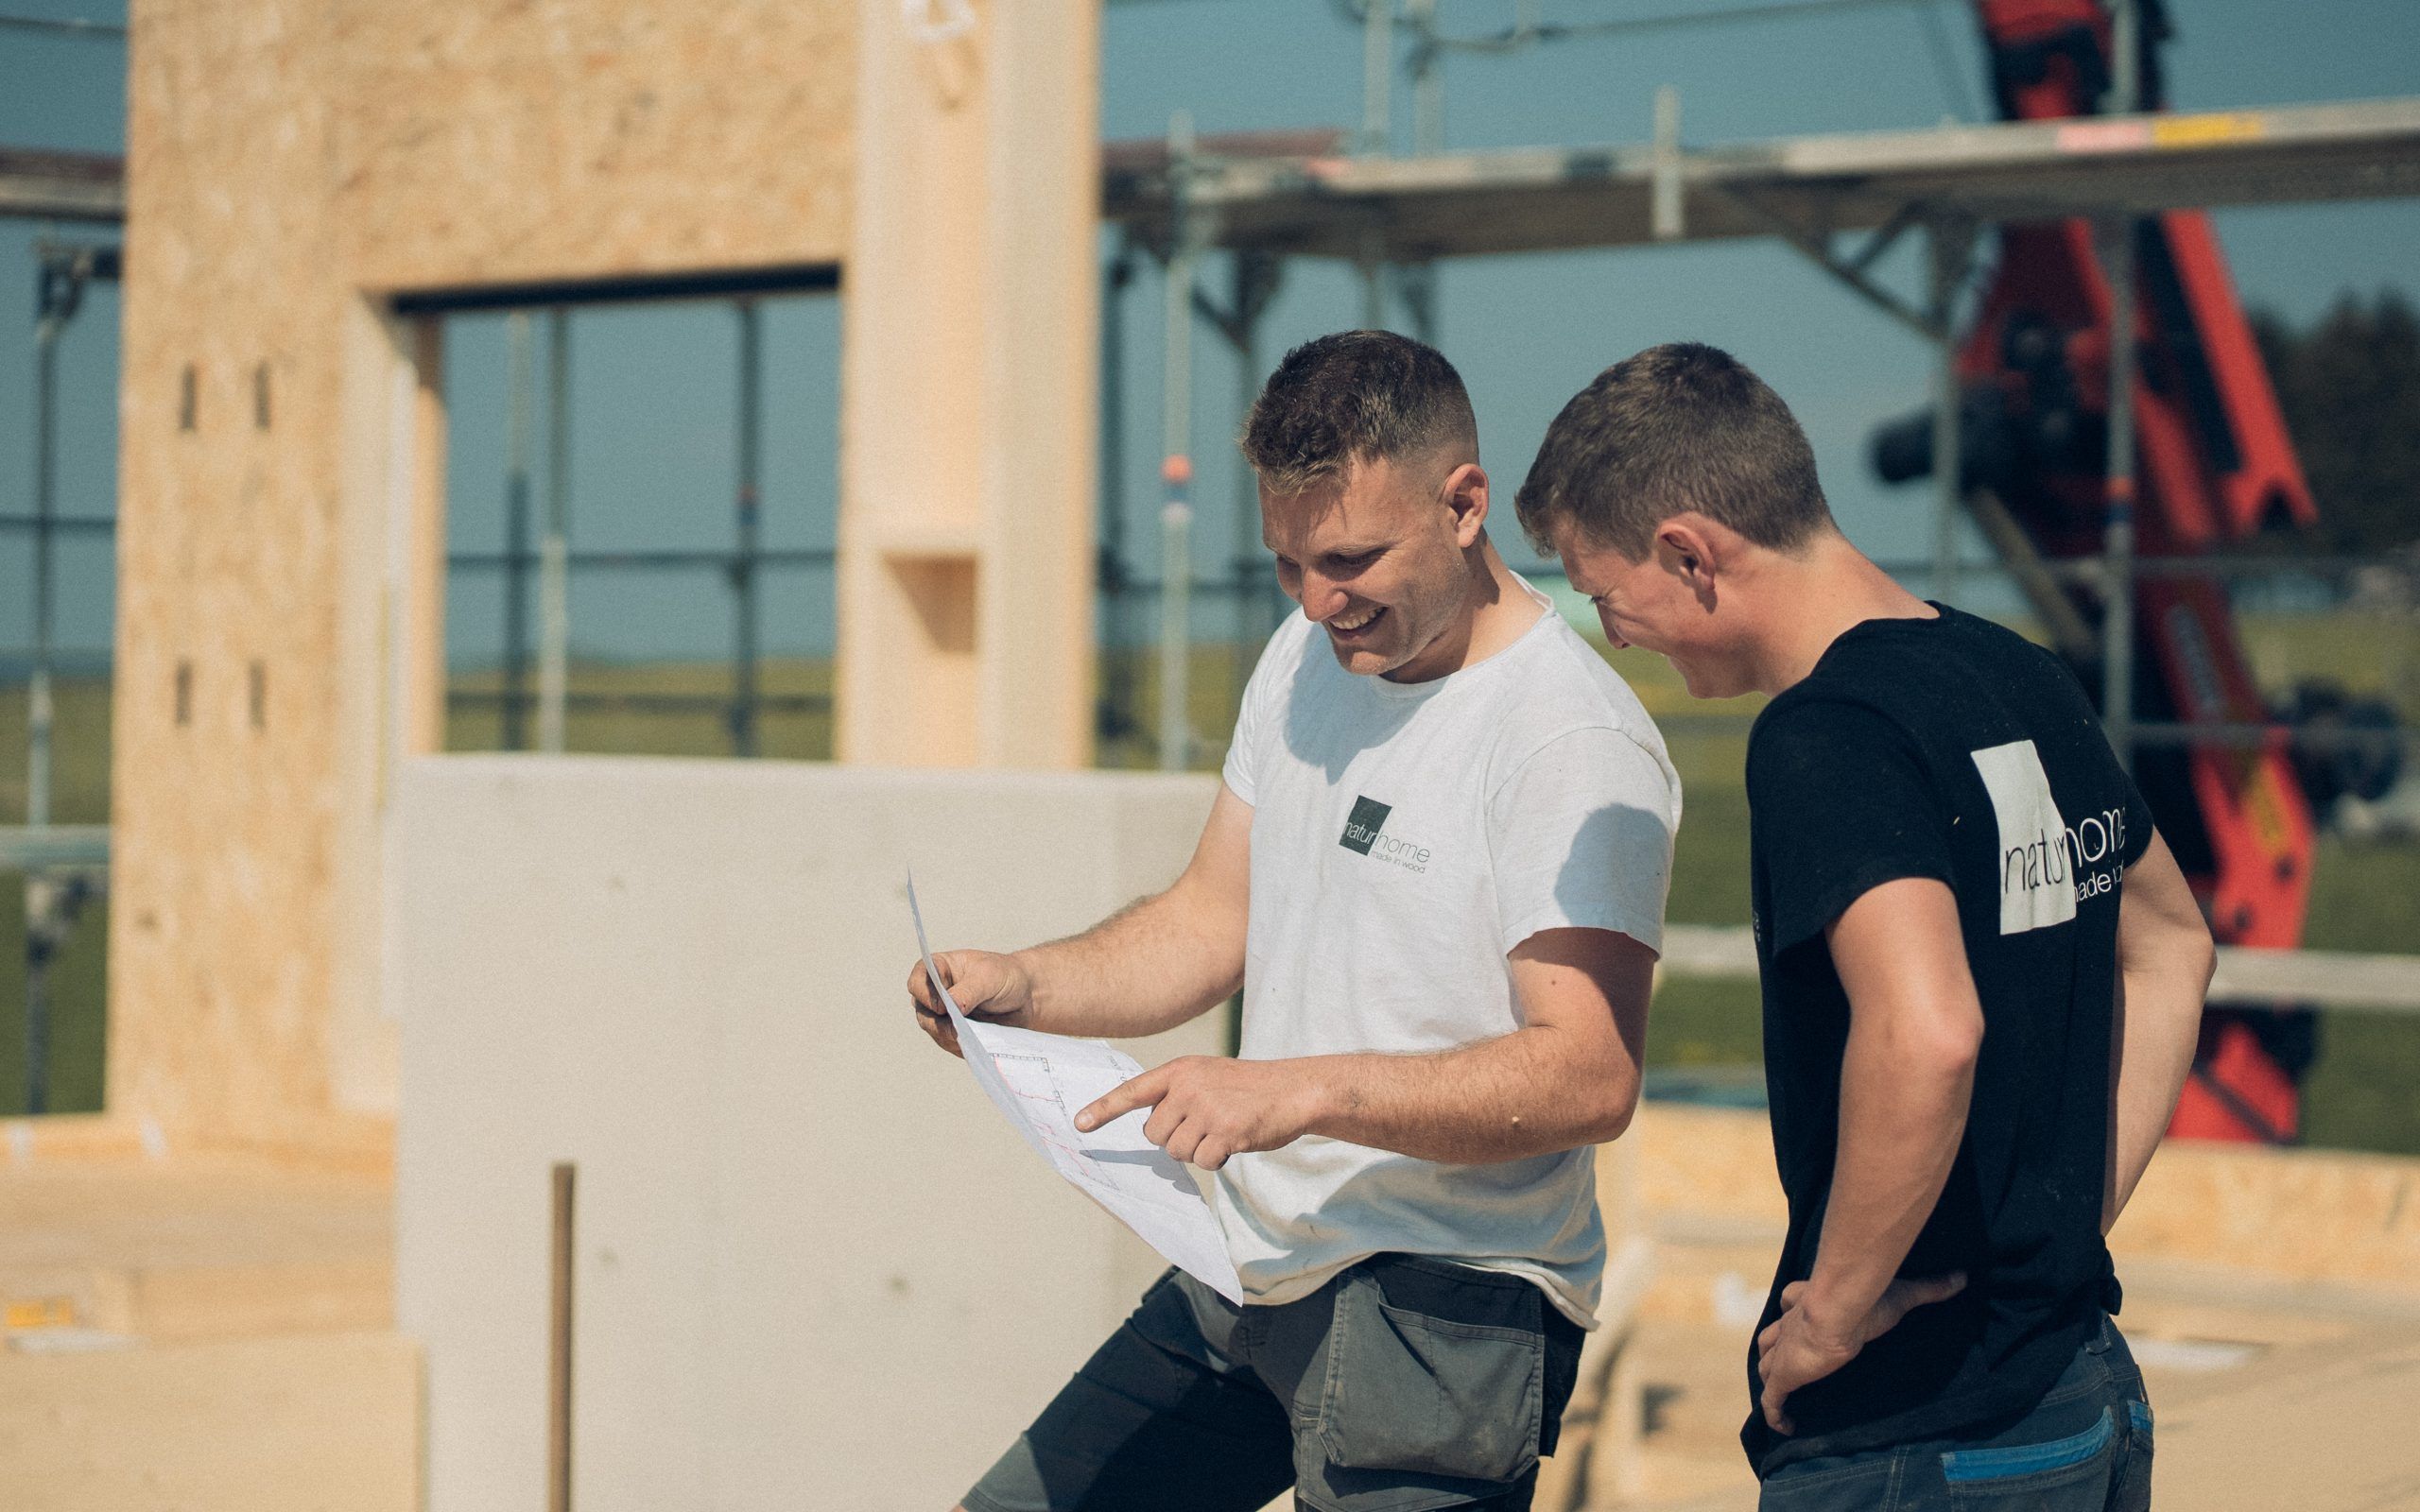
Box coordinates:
[836,0,1098,768]
[1629,1105,2420,1298]
[0,1155,393,1341]
[112,0,858,1145]
[327,0,856,292]
[116,0,352,1145]
[2113,1136,2420,1293]
[0,1332,418,1512]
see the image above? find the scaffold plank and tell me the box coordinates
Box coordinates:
[17,97,2419,249]
[1108,96,2420,260]
[0,148,125,223]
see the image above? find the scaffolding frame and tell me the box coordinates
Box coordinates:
[0,241,118,1112]
[390,266,844,758]
[1102,90,2420,765]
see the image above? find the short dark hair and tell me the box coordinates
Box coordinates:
[1515,342,1833,558]
[1239,330,1479,496]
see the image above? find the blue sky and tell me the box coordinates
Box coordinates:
[3,0,2415,665]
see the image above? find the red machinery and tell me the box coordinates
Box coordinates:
[1877,0,2324,1141]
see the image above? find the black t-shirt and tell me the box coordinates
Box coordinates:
[1738,605,2152,1476]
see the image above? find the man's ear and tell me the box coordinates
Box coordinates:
[1652,516,1721,587]
[1442,462,1491,548]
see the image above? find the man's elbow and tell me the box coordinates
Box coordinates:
[1913,1004,1985,1081]
[1591,1098,1639,1146]
[2187,924,2218,997]
[2138,914,2218,1009]
[1582,1073,1642,1146]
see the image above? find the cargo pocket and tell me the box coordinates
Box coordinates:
[1315,1268,1544,1484]
[1941,1406,2119,1508]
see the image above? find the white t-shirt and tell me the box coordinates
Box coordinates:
[1216,578,1680,1327]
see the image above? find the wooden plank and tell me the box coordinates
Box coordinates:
[0,1332,417,1512]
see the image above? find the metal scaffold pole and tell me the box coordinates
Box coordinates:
[538,309,571,753]
[23,257,66,1116]
[1408,0,1442,155]
[1100,246,1136,744]
[731,299,763,758]
[1361,0,1393,154]
[1359,0,1394,331]
[1401,0,1442,343]
[1927,217,1975,605]
[1358,240,1388,334]
[1159,112,1201,772]
[502,311,535,750]
[2098,251,2139,761]
[1231,262,1264,688]
[1228,251,1281,690]
[2100,0,2142,768]
[27,273,61,832]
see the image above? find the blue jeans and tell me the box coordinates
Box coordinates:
[1758,1315,2153,1511]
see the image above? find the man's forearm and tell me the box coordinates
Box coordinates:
[2102,835,2216,1232]
[1297,1024,1638,1164]
[2103,955,2211,1230]
[1804,1011,1975,1325]
[1014,882,1243,1040]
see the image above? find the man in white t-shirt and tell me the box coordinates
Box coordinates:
[908,331,1679,1512]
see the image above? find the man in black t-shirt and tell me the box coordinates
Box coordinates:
[1518,344,2216,1510]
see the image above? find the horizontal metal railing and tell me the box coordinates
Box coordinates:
[445,689,828,715]
[1658,922,2420,1013]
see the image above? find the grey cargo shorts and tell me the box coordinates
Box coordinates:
[962,1255,1587,1512]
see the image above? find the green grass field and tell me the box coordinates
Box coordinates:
[2,607,2414,1143]
[0,676,112,1116]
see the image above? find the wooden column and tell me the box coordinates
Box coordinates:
[836,0,1100,768]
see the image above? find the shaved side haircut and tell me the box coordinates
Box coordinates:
[1516,341,1835,558]
[1240,330,1481,496]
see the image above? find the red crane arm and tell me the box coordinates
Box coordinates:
[1954,0,2322,1141]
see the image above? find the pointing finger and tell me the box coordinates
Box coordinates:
[1077,1065,1170,1133]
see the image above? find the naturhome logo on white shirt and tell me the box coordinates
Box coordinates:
[1337,794,1434,873]
[1972,739,2128,935]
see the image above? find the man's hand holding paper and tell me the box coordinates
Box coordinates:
[905,948,1031,1058]
[905,877,1246,1304]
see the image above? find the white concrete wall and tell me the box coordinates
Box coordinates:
[389,757,1225,1512]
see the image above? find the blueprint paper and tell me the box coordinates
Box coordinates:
[908,875,1244,1304]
